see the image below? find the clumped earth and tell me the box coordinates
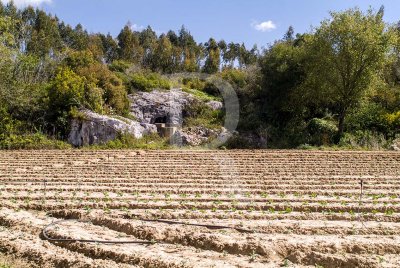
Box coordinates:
[0,150,399,267]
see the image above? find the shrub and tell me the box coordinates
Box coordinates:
[89,133,170,149]
[307,118,338,145]
[220,68,247,89]
[129,72,171,92]
[48,67,85,110]
[339,130,388,150]
[78,64,129,115]
[184,101,224,130]
[0,133,71,150]
[109,60,132,72]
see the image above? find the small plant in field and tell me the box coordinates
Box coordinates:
[279,192,286,198]
[310,193,318,198]
[281,259,290,267]
[260,192,268,198]
[319,200,328,206]
[164,193,171,199]
[213,193,220,198]
[390,195,397,199]
[284,207,293,214]
[385,209,394,216]
[227,193,235,198]
[249,250,258,262]
[195,193,202,198]
[268,207,275,213]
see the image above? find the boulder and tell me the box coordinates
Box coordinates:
[206,100,223,111]
[68,110,156,147]
[390,139,400,151]
[129,89,195,125]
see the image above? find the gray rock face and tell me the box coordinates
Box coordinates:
[129,89,195,125]
[206,100,223,111]
[390,139,400,151]
[68,89,224,147]
[68,110,156,147]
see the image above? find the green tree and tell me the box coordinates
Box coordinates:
[48,67,85,110]
[203,38,220,74]
[117,23,143,63]
[300,8,395,140]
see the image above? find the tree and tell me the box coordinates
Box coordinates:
[99,33,118,63]
[117,24,142,63]
[27,10,62,57]
[300,8,395,140]
[203,38,220,74]
[48,67,85,110]
[284,26,295,42]
[151,34,173,73]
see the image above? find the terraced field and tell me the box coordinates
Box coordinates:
[0,150,399,268]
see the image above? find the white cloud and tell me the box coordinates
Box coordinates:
[251,20,277,32]
[1,0,52,7]
[130,23,144,31]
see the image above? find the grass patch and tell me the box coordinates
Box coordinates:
[88,133,171,149]
[0,133,71,150]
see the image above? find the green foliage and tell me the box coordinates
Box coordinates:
[109,60,132,72]
[48,67,85,110]
[184,102,224,130]
[90,133,170,149]
[299,8,395,139]
[339,130,388,149]
[181,87,219,102]
[220,68,247,89]
[307,118,338,145]
[128,72,171,92]
[0,132,71,150]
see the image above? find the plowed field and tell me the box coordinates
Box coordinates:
[0,150,399,267]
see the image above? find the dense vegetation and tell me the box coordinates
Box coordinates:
[0,2,399,149]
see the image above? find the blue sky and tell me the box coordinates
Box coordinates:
[3,0,400,49]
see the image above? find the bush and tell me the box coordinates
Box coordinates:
[48,67,86,110]
[89,133,170,149]
[184,101,224,130]
[0,132,71,150]
[182,77,206,90]
[220,68,247,89]
[129,72,171,92]
[109,60,132,72]
[339,130,388,150]
[307,118,338,146]
[78,64,129,115]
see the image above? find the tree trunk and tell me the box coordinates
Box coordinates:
[336,110,346,143]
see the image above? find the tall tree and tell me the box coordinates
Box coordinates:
[300,8,395,139]
[117,23,142,63]
[203,38,220,74]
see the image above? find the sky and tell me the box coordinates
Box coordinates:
[2,0,400,49]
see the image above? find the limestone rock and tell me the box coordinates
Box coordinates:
[128,89,195,125]
[68,110,156,147]
[206,100,223,111]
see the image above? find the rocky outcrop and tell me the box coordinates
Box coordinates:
[390,139,400,151]
[68,89,225,147]
[128,89,195,125]
[206,100,223,111]
[68,110,156,147]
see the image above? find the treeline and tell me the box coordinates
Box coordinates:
[234,7,400,148]
[0,1,399,149]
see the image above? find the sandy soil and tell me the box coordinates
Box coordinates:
[0,150,399,267]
